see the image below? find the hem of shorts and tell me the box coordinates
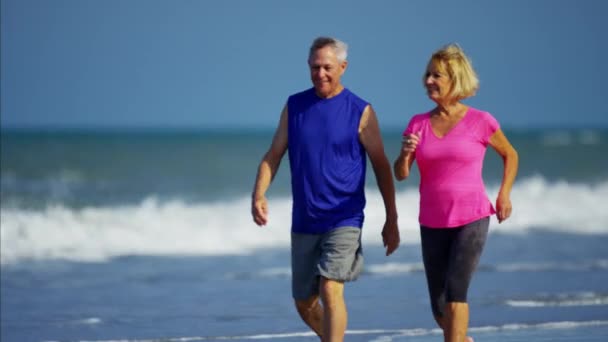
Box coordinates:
[317,269,359,283]
[291,225,363,235]
[291,271,360,300]
[292,291,318,301]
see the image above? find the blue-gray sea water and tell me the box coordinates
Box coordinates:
[2,128,607,342]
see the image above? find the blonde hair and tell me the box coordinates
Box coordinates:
[425,43,479,100]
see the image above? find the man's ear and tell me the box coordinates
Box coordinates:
[341,60,348,74]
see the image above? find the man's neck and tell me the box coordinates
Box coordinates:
[316,85,344,99]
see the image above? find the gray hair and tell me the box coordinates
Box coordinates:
[308,36,348,62]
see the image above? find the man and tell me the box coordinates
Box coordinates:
[251,36,400,342]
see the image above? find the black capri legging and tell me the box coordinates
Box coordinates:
[420,216,489,317]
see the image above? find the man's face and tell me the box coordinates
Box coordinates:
[308,46,347,98]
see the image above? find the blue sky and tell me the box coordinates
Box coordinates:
[2,0,607,130]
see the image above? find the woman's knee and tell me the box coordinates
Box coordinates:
[445,301,469,316]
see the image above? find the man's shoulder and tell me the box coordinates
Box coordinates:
[344,88,367,102]
[342,88,370,112]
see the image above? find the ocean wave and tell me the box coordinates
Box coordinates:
[505,292,608,308]
[494,260,608,272]
[2,176,607,265]
[360,259,608,277]
[40,320,608,341]
[541,130,602,146]
[182,258,608,282]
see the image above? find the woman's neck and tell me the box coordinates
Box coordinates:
[433,101,465,117]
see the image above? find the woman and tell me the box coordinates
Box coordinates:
[394,44,518,342]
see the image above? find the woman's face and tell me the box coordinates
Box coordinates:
[424,62,452,103]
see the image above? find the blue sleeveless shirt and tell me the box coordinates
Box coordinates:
[287,87,368,234]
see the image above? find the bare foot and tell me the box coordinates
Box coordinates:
[466,337,474,342]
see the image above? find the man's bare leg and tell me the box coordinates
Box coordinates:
[319,277,346,342]
[295,295,323,338]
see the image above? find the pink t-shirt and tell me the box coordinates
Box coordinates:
[403,107,499,228]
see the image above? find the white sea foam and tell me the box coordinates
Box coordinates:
[540,130,602,146]
[365,262,425,275]
[494,260,608,272]
[486,176,608,235]
[249,258,608,280]
[505,292,608,307]
[72,317,103,325]
[356,259,608,277]
[2,176,607,265]
[41,320,608,341]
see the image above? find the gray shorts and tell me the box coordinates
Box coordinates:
[291,226,364,300]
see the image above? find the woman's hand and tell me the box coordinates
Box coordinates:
[401,132,421,153]
[495,192,512,223]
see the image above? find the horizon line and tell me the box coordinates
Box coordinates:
[2,123,608,134]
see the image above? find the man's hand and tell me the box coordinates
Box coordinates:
[382,220,400,256]
[251,196,269,226]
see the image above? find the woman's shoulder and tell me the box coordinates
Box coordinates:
[410,111,432,123]
[466,106,500,134]
[467,106,495,120]
[402,111,431,133]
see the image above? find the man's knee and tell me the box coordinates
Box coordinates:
[295,295,320,316]
[319,277,344,307]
